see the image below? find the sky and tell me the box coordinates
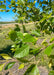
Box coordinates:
[0,0,39,22]
[0,0,15,22]
[0,11,16,22]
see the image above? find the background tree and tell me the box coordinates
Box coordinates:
[0,0,54,33]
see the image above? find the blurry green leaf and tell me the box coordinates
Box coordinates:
[42,42,48,46]
[48,59,52,68]
[23,34,36,43]
[45,30,51,34]
[14,24,20,31]
[49,55,54,59]
[18,63,24,69]
[50,38,54,43]
[11,48,16,52]
[4,62,15,70]
[17,32,23,39]
[33,1,36,4]
[0,63,5,71]
[24,64,40,75]
[9,30,17,41]
[44,44,54,56]
[0,1,3,3]
[30,47,41,55]
[23,33,28,36]
[39,17,46,23]
[0,5,6,9]
[31,30,41,37]
[11,44,16,48]
[49,71,54,75]
[19,0,25,4]
[41,38,48,46]
[47,13,52,19]
[17,58,29,63]
[41,38,47,45]
[0,54,12,60]
[11,0,15,5]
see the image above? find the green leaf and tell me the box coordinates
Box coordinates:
[14,44,29,58]
[30,47,41,55]
[45,30,51,34]
[11,0,15,5]
[41,38,48,46]
[18,0,25,4]
[31,30,41,37]
[4,62,15,70]
[18,63,24,69]
[17,58,29,63]
[23,33,28,36]
[44,44,54,56]
[24,64,40,75]
[41,38,47,45]
[28,65,40,75]
[39,17,46,23]
[0,5,6,9]
[14,24,20,31]
[50,38,54,43]
[9,30,17,41]
[23,34,36,43]
[0,1,3,4]
[0,63,5,71]
[33,1,36,4]
[49,71,54,75]
[0,53,12,60]
[49,55,54,59]
[17,32,23,39]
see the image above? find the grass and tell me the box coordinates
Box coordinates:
[0,21,15,24]
[0,28,13,50]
